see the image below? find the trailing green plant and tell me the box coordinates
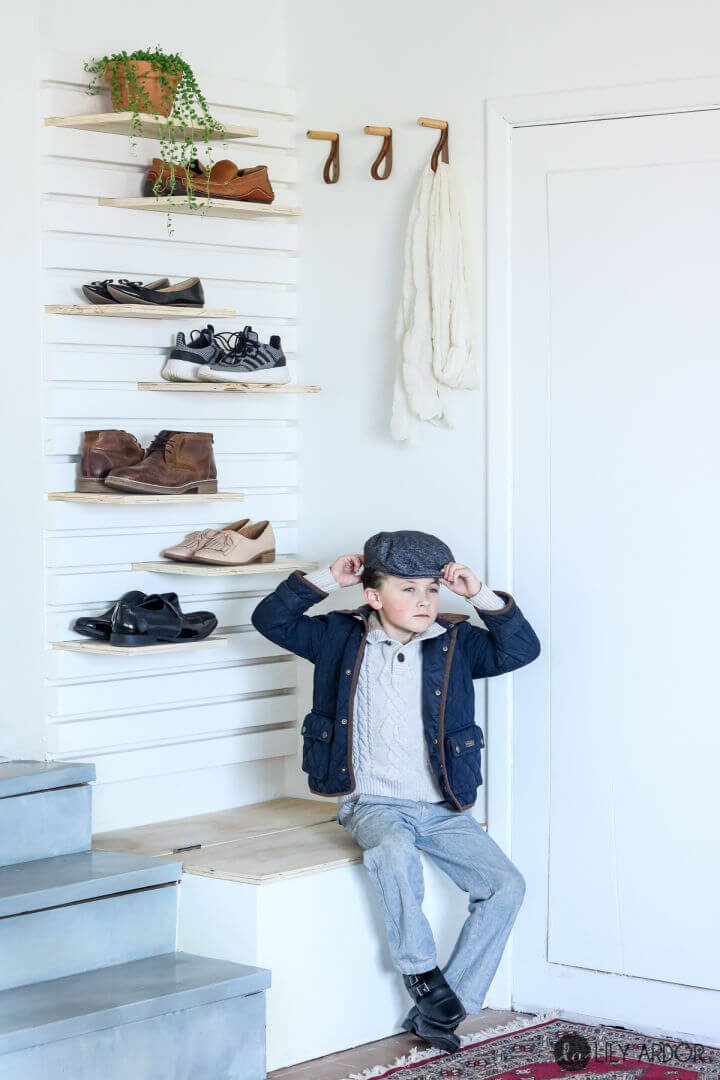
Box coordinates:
[84,47,226,233]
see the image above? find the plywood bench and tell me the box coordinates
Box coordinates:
[94,797,474,1070]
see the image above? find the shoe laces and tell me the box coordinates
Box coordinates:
[215,326,260,367]
[188,324,216,348]
[201,531,236,552]
[145,431,176,458]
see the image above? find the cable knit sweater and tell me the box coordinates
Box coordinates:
[302,566,507,804]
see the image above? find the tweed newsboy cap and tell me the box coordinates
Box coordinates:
[363,530,455,578]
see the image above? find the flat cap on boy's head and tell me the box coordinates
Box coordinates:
[363,530,454,579]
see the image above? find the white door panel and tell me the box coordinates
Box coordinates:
[507,107,720,1037]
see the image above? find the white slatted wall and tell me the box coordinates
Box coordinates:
[41,53,303,831]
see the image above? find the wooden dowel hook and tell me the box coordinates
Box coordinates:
[364,125,393,180]
[306,130,340,183]
[306,130,338,141]
[418,117,449,171]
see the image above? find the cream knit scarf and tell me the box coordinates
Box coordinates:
[392,161,477,442]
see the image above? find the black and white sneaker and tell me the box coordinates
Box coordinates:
[197,326,289,384]
[161,324,235,382]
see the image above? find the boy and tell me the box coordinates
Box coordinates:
[251,529,541,1053]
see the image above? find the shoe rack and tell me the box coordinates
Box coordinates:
[51,636,229,656]
[45,304,237,319]
[132,558,318,577]
[47,492,248,504]
[46,110,299,220]
[41,55,316,823]
[99,196,301,220]
[137,382,321,394]
[44,111,259,140]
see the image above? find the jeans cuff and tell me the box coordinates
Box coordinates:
[399,959,437,975]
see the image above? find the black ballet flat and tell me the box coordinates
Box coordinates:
[106,277,205,307]
[82,278,169,304]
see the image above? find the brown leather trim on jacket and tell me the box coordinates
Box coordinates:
[293,568,330,598]
[437,625,474,811]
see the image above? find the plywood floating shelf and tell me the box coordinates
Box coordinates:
[99,196,301,220]
[44,112,258,140]
[48,492,245,505]
[51,636,228,657]
[132,559,318,577]
[46,304,236,320]
[138,382,321,394]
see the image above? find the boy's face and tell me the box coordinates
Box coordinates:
[365,574,442,635]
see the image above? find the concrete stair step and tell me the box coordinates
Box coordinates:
[0,952,271,1079]
[0,851,182,991]
[0,849,181,917]
[0,760,95,798]
[0,760,96,867]
[0,784,92,868]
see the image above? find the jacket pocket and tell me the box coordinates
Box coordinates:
[445,724,484,786]
[300,711,333,779]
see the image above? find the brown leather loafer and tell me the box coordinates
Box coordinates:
[144,157,275,204]
[104,430,218,495]
[77,430,144,492]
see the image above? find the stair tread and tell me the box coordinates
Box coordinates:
[0,850,182,917]
[0,951,271,1056]
[0,759,95,798]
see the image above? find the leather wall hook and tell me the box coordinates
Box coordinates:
[418,117,449,172]
[306,130,340,183]
[364,125,393,180]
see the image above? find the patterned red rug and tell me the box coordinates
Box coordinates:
[340,1012,719,1080]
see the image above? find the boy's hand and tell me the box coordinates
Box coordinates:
[330,554,364,587]
[440,562,481,598]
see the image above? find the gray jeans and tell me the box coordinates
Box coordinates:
[337,793,526,1015]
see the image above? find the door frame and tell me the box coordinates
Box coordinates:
[483,74,720,1011]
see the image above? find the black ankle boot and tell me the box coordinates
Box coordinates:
[401,1005,462,1053]
[401,966,466,1029]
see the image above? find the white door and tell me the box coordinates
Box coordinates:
[504,106,720,1043]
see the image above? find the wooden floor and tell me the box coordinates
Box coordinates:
[268,1007,536,1079]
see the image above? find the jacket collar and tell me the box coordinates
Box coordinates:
[335,602,470,629]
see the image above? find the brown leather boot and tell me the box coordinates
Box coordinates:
[78,430,144,492]
[103,431,218,495]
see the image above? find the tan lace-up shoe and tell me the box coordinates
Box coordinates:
[161,518,251,562]
[191,519,276,566]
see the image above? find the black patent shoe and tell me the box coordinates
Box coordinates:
[73,590,147,640]
[106,277,205,307]
[82,278,169,304]
[401,1006,462,1053]
[110,592,217,647]
[402,967,467,1029]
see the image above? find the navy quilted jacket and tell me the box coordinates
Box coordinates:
[251,570,541,811]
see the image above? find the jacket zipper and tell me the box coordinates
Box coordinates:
[437,626,467,811]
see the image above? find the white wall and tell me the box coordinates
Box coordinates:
[39,1,287,81]
[287,0,720,814]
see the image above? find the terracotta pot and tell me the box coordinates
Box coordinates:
[104,60,180,117]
